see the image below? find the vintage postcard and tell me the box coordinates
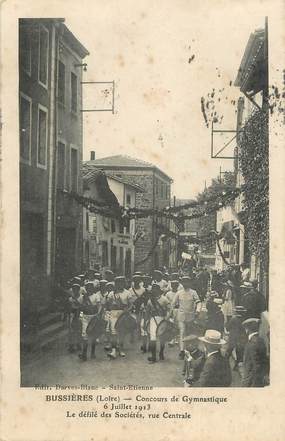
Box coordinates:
[1,0,285,440]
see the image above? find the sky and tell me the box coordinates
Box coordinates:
[64,0,274,198]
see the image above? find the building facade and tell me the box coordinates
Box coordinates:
[84,154,173,274]
[215,24,269,302]
[19,18,89,320]
[82,169,143,276]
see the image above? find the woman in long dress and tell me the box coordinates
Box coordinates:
[222,280,235,326]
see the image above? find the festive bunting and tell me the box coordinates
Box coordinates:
[64,185,244,222]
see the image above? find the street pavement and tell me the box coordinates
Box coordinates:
[21,336,241,388]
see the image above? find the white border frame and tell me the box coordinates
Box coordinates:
[19,92,32,165]
[38,24,49,89]
[36,103,48,169]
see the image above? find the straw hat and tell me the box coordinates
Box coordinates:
[199,330,226,345]
[99,279,108,285]
[242,318,260,331]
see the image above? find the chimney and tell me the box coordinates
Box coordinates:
[90,150,96,161]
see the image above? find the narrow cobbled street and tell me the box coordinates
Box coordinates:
[22,336,241,388]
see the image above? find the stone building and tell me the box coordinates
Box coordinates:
[84,153,173,273]
[82,169,144,276]
[19,18,88,338]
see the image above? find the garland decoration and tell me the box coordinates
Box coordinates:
[239,109,269,262]
[64,186,243,222]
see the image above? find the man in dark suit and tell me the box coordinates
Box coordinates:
[242,318,269,387]
[193,330,232,387]
[225,306,248,369]
[242,280,266,319]
[182,335,205,386]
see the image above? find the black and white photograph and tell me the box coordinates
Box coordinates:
[17,4,277,391]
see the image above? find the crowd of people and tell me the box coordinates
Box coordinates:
[57,263,269,388]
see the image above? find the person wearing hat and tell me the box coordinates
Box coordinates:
[163,272,170,282]
[242,281,266,320]
[241,318,268,387]
[72,275,87,297]
[165,278,181,347]
[167,273,183,293]
[171,276,201,359]
[192,330,231,387]
[152,270,168,293]
[105,276,134,359]
[143,275,152,293]
[240,263,250,283]
[221,280,235,325]
[225,306,248,370]
[77,281,103,361]
[182,335,205,387]
[206,298,225,335]
[165,279,181,303]
[67,283,83,353]
[78,273,87,287]
[132,280,152,354]
[146,283,170,363]
[96,279,108,326]
[196,266,210,302]
[131,274,145,299]
[103,282,115,351]
[71,275,82,285]
[123,275,142,344]
[85,269,101,289]
[105,269,115,285]
[129,274,146,343]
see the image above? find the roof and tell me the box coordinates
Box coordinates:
[234,28,267,94]
[60,23,89,59]
[105,173,145,193]
[82,169,119,207]
[84,155,173,182]
[19,19,89,59]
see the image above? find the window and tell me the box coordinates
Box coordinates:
[111,220,116,233]
[161,183,164,198]
[85,241,89,262]
[19,25,31,75]
[166,185,170,199]
[125,219,130,234]
[92,217,97,234]
[37,106,48,167]
[155,178,159,196]
[71,147,78,191]
[71,72,77,112]
[119,247,124,274]
[57,142,65,189]
[20,94,32,163]
[86,211,89,232]
[119,219,124,234]
[38,25,49,87]
[126,194,131,205]
[58,61,65,104]
[102,241,108,266]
